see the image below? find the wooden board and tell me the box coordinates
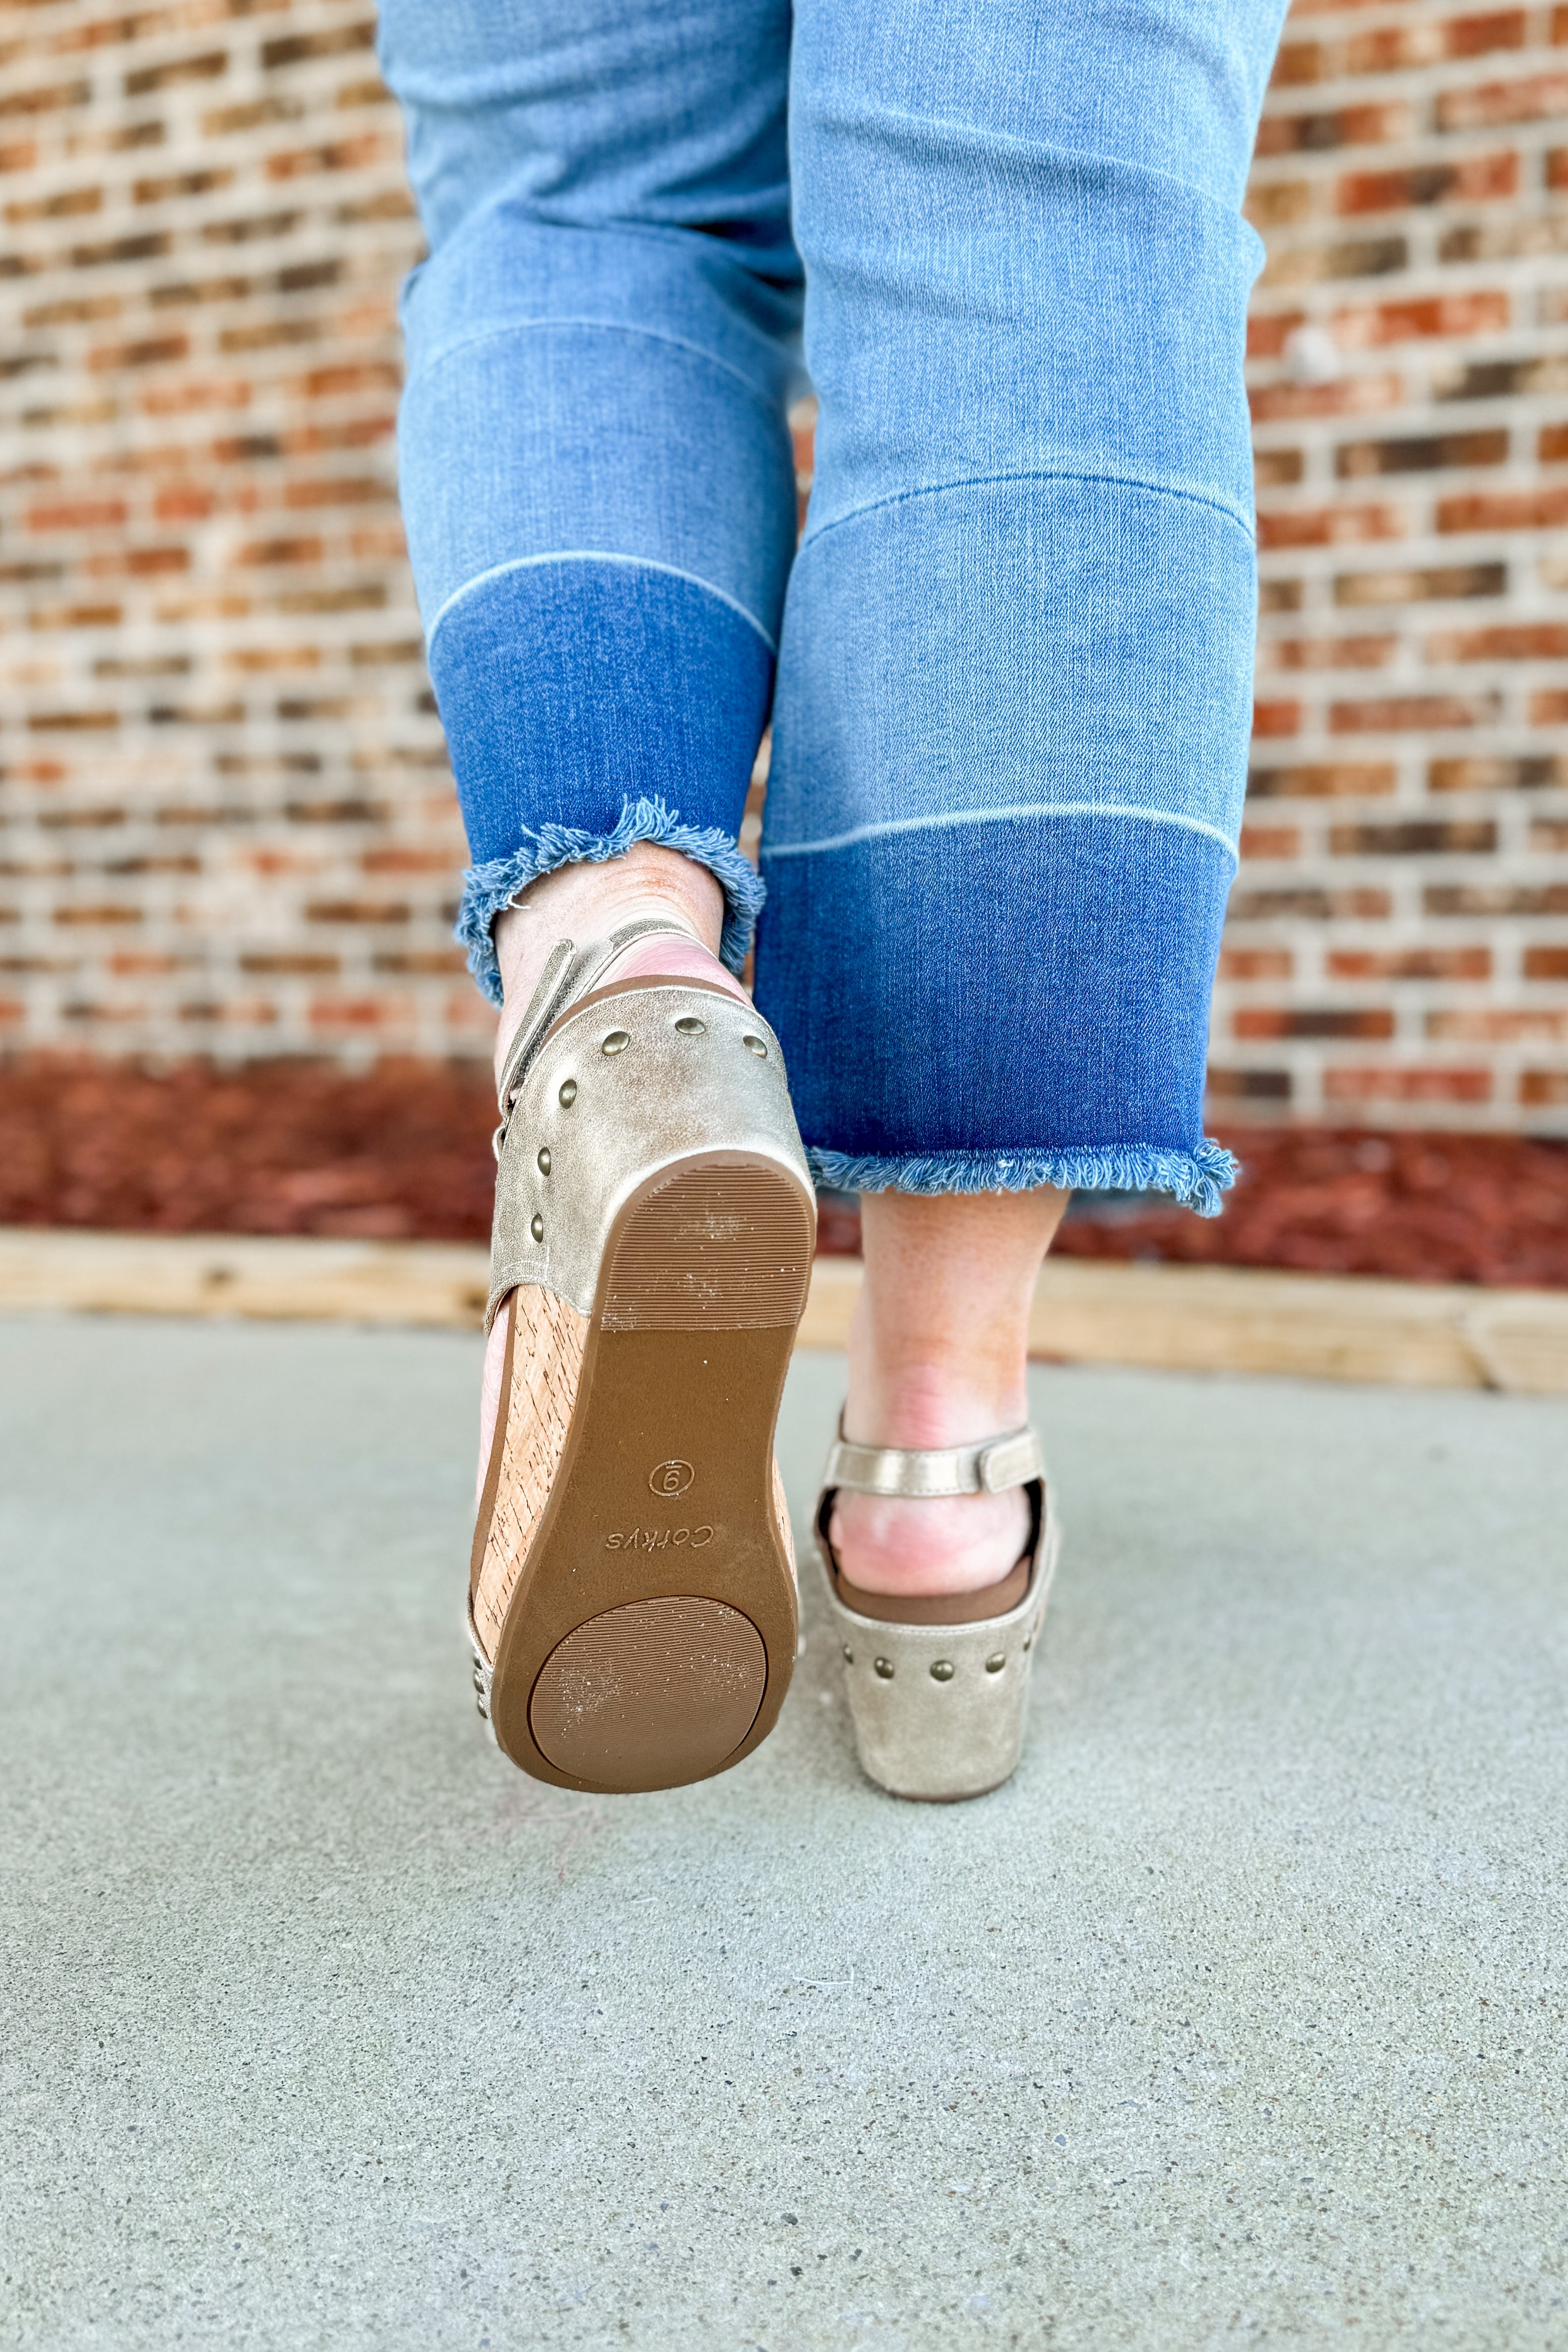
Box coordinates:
[2,1226,1565,1395]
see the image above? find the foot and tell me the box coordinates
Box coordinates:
[829,1187,1070,1601]
[478,844,750,1504]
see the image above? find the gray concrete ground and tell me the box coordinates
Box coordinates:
[1,1314,1565,2352]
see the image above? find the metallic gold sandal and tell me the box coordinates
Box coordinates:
[470,916,815,1794]
[815,1426,1058,1801]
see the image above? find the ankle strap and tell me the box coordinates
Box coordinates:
[824,1425,1043,1499]
[493,916,699,1123]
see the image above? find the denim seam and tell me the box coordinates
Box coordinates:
[760,802,1239,863]
[799,466,1255,552]
[426,549,778,658]
[405,314,783,420]
[808,1139,1239,1218]
[454,794,766,1005]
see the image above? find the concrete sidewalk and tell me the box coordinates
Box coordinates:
[1,1315,1564,2351]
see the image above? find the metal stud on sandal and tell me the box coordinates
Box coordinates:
[469,916,816,1794]
[815,1425,1059,1801]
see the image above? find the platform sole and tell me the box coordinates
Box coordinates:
[473,1149,814,1793]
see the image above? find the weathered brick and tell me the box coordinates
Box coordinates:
[1427,623,1568,660]
[1239,824,1304,858]
[1334,561,1505,602]
[1259,501,1405,547]
[1335,426,1507,474]
[1324,1065,1493,1101]
[1207,1068,1293,1100]
[1329,695,1496,731]
[1256,102,1412,156]
[1248,761,1397,797]
[1435,71,1568,129]
[1437,485,1568,530]
[1331,818,1498,852]
[1219,947,1294,980]
[1228,887,1395,921]
[1329,947,1492,979]
[1236,1006,1395,1037]
[1333,290,1512,345]
[1429,754,1564,790]
[124,53,227,98]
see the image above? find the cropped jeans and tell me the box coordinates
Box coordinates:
[379,0,1289,1211]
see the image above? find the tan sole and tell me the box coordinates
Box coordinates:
[472,1149,814,1793]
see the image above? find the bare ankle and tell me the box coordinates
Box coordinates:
[830,1185,1069,1598]
[491,843,739,1079]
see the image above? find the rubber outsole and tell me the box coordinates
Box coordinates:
[478,1150,814,1794]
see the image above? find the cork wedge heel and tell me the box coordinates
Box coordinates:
[470,919,815,1794]
[816,1427,1058,1802]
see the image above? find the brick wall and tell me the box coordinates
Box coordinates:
[0,0,477,1064]
[2,0,1565,1125]
[1225,0,1568,1125]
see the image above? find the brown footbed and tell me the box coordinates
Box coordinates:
[479,1149,813,1794]
[818,1482,1044,1624]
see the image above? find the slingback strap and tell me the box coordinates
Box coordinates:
[823,1424,1043,1500]
[492,916,701,1160]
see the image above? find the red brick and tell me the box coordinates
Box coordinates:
[1520,1071,1568,1105]
[1266,634,1396,670]
[1252,699,1302,736]
[1436,72,1568,129]
[1229,886,1395,921]
[1524,947,1568,980]
[1247,761,1397,797]
[1323,1065,1493,1102]
[1429,754,1563,791]
[1206,1068,1293,1101]
[86,332,187,372]
[1258,502,1405,548]
[1236,1006,1395,1038]
[1330,819,1498,852]
[1239,825,1303,858]
[1338,151,1519,214]
[1332,291,1511,346]
[1427,885,1568,915]
[1255,103,1412,157]
[1329,696,1493,732]
[1427,1010,1567,1040]
[1249,373,1407,424]
[1335,427,1507,475]
[1328,947,1492,979]
[26,497,127,532]
[124,53,227,98]
[1343,24,1445,73]
[1428,623,1568,661]
[1529,689,1568,724]
[1219,947,1294,980]
[1437,486,1568,531]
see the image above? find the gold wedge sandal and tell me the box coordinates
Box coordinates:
[816,1426,1058,1801]
[469,917,816,1793]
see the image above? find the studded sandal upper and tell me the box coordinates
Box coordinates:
[485,921,811,1332]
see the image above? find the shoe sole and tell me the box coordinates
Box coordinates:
[473,1147,814,1793]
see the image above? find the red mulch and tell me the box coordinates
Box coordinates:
[1,1056,1564,1286]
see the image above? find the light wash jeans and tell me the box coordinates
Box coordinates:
[380,0,1289,1210]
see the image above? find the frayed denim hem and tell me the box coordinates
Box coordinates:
[806,1138,1240,1218]
[454,794,768,1006]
